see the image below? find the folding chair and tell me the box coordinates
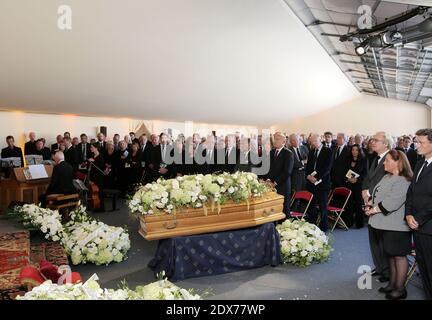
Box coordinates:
[405,242,418,287]
[289,191,313,219]
[327,187,352,232]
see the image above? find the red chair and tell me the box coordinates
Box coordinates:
[289,191,313,219]
[327,187,352,232]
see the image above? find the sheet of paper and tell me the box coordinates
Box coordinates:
[26,164,48,180]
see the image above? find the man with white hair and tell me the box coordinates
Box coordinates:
[289,134,308,192]
[40,151,76,207]
[24,132,37,155]
[305,133,333,232]
[331,133,350,188]
[362,131,393,282]
[224,134,240,173]
[266,132,294,214]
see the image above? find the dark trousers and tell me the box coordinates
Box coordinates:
[306,184,329,232]
[368,225,389,277]
[414,232,432,299]
[291,169,306,193]
[345,184,364,228]
[276,190,291,215]
[276,183,291,215]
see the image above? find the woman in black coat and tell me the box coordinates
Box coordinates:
[345,144,367,228]
[126,142,143,187]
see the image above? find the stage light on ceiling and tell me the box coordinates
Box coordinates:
[355,40,370,56]
[382,31,402,45]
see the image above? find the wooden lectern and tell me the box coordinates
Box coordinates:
[0,165,53,213]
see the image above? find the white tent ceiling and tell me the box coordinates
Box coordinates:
[0,0,359,126]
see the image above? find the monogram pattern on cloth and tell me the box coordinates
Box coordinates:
[148,222,282,281]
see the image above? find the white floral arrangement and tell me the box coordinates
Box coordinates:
[16,274,202,300]
[9,204,64,242]
[277,219,332,267]
[10,203,130,266]
[62,220,131,266]
[129,171,269,215]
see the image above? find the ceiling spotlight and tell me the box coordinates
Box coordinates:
[382,31,392,45]
[382,30,403,45]
[355,40,370,56]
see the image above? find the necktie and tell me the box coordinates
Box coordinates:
[335,147,340,160]
[416,160,429,183]
[275,149,280,157]
[371,156,379,170]
[296,147,302,161]
[313,149,318,171]
[162,145,166,162]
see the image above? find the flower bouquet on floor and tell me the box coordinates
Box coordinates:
[16,273,202,300]
[4,204,64,242]
[61,220,131,266]
[6,203,131,266]
[277,219,333,267]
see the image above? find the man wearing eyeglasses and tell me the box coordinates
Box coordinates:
[362,132,393,283]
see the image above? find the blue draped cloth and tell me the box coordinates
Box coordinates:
[148,222,282,281]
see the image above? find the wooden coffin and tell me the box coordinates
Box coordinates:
[139,192,286,240]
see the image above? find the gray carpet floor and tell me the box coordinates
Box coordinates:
[71,199,426,300]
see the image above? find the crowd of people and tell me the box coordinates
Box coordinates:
[1,128,432,300]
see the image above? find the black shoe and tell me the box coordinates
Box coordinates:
[371,270,380,277]
[378,285,394,293]
[385,289,407,300]
[378,275,390,283]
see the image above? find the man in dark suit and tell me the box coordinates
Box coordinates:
[400,136,418,171]
[34,139,52,160]
[51,135,64,153]
[40,151,76,207]
[406,129,432,299]
[150,133,173,180]
[63,137,79,172]
[362,131,392,282]
[266,132,294,214]
[289,134,308,193]
[113,134,121,151]
[306,133,333,232]
[1,135,24,167]
[224,134,240,173]
[322,131,336,149]
[138,134,152,171]
[77,134,91,170]
[236,138,254,173]
[331,133,351,188]
[96,132,107,154]
[203,134,218,174]
[24,132,37,155]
